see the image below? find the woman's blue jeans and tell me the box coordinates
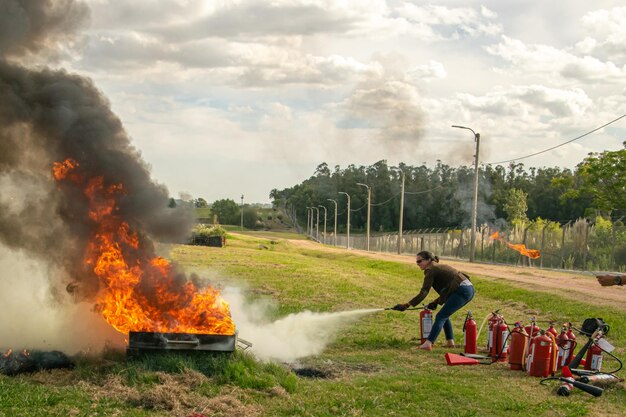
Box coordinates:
[427,285,475,343]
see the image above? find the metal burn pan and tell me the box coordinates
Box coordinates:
[127,331,237,355]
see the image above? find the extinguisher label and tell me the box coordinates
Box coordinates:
[527,344,535,374]
[558,347,567,366]
[423,317,432,337]
[487,330,493,349]
[591,355,602,371]
[500,331,509,351]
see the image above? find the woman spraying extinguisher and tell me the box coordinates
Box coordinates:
[393,251,475,350]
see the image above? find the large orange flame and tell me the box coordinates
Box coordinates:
[54,159,234,335]
[490,231,540,259]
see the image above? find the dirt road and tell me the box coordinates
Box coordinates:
[288,239,625,311]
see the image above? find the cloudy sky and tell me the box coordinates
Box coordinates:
[56,0,626,203]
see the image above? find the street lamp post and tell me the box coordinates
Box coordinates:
[318,205,327,244]
[327,198,338,246]
[240,194,244,231]
[338,192,351,249]
[398,171,405,254]
[306,207,313,238]
[356,183,371,251]
[311,207,320,242]
[452,125,480,263]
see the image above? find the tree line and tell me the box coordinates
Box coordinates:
[269,143,626,233]
[168,197,261,229]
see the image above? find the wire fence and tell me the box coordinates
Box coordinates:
[307,218,626,272]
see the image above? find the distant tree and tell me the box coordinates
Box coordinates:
[242,206,258,229]
[315,162,331,177]
[269,188,285,209]
[211,199,240,225]
[503,188,528,224]
[168,197,177,208]
[571,143,626,215]
[194,197,208,208]
[269,155,604,232]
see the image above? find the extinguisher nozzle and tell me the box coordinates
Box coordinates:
[570,379,604,397]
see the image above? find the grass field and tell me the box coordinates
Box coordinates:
[1,232,624,417]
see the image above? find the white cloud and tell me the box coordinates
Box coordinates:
[486,35,626,84]
[561,56,625,82]
[395,3,502,39]
[52,1,626,203]
[409,60,447,82]
[486,35,576,73]
[580,6,626,59]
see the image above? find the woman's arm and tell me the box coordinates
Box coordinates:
[408,270,434,306]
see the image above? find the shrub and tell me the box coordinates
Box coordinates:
[189,225,227,246]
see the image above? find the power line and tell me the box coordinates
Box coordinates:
[371,192,401,207]
[404,185,443,195]
[486,113,626,165]
[350,202,367,212]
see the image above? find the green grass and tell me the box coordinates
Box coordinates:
[1,233,624,416]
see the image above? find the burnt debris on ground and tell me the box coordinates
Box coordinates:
[0,349,73,376]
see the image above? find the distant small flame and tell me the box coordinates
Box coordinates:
[491,231,540,259]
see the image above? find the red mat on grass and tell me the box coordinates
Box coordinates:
[445,353,479,366]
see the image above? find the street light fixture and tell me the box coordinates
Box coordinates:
[327,198,338,246]
[452,124,480,263]
[318,205,327,244]
[338,192,351,249]
[356,183,371,251]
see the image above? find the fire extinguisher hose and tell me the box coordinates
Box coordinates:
[476,310,498,343]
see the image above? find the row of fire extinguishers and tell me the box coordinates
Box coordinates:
[446,311,624,396]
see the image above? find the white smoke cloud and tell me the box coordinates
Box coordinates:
[0,246,124,354]
[224,287,380,362]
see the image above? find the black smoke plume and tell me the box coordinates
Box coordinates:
[0,0,195,302]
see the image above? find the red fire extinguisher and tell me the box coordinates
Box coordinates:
[546,322,558,338]
[546,331,558,375]
[420,308,433,344]
[508,322,528,370]
[463,311,477,354]
[487,311,500,352]
[527,330,553,377]
[584,339,603,371]
[565,323,577,365]
[556,326,570,370]
[490,318,509,361]
[524,320,541,338]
